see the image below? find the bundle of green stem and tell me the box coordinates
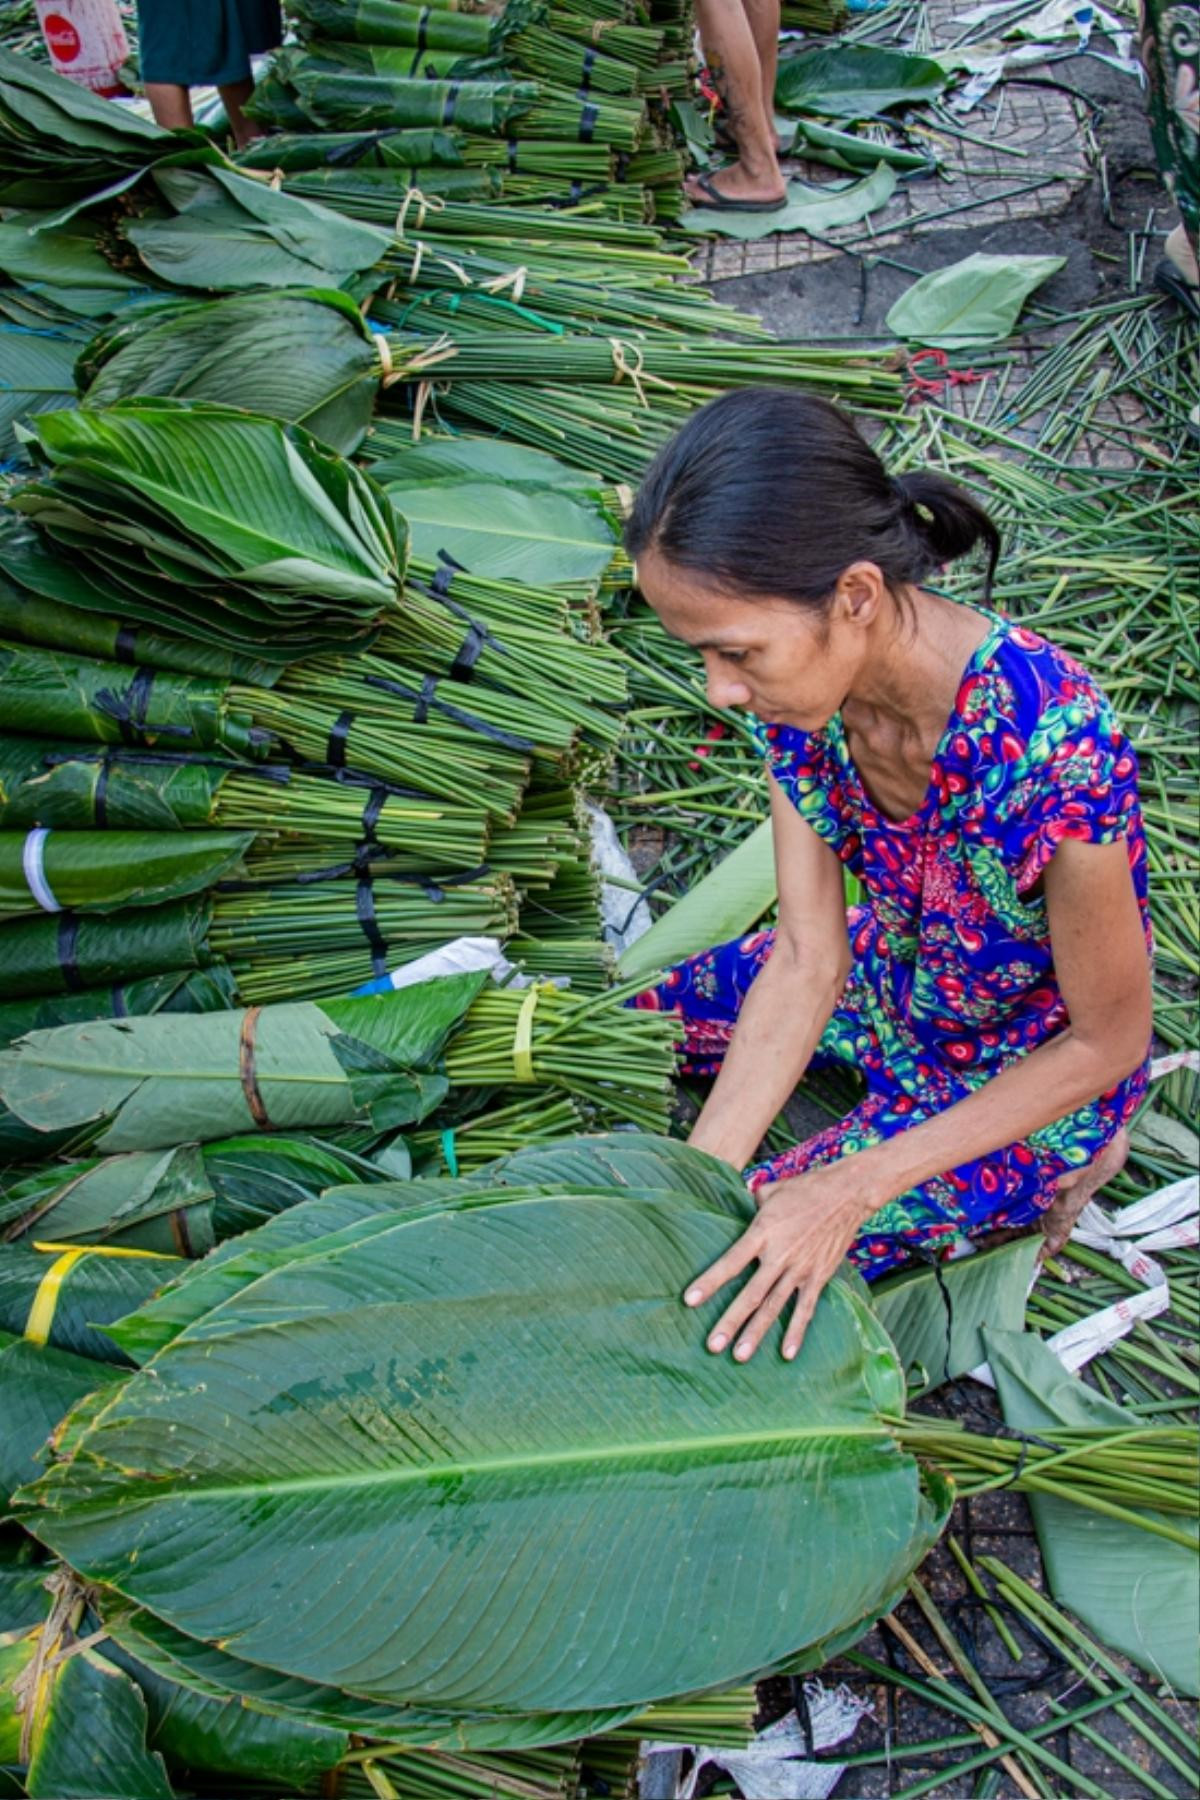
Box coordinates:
[236,683,532,820]
[382,325,904,402]
[410,1091,591,1174]
[211,872,519,1003]
[895,1417,1199,1549]
[369,241,767,341]
[1037,1242,1199,1418]
[443,979,676,1128]
[335,1743,582,1800]
[0,741,493,867]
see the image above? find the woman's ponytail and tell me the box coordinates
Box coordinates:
[892,469,1000,603]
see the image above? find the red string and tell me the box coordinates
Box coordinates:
[906,347,985,401]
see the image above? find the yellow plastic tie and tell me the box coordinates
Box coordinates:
[512,984,546,1083]
[25,1241,180,1347]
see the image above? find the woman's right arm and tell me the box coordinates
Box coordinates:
[687,773,852,1172]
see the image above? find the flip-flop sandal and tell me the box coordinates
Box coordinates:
[687,171,787,213]
[1153,256,1200,321]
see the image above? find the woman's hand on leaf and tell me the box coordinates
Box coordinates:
[683,1163,875,1363]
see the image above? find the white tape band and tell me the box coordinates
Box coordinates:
[23,828,61,913]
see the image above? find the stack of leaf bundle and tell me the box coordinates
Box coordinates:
[0,975,677,1170]
[0,381,642,1028]
[251,0,690,220]
[0,45,196,208]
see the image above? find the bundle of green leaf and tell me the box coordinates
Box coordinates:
[0,967,236,1052]
[8,401,405,660]
[0,972,486,1159]
[251,50,539,135]
[290,0,515,54]
[0,740,496,869]
[0,828,252,922]
[0,1133,392,1259]
[77,290,382,457]
[116,164,393,296]
[13,1135,951,1738]
[0,48,199,207]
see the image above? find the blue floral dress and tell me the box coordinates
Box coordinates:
[633,613,1153,1278]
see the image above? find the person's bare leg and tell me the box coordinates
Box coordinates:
[144,82,194,131]
[744,0,782,152]
[1039,1126,1129,1256]
[691,0,786,205]
[218,76,265,149]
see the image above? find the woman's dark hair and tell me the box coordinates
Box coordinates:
[625,389,1000,613]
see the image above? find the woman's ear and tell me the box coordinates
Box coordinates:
[830,561,886,627]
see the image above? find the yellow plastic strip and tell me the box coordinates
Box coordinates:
[31,1242,180,1259]
[512,985,543,1083]
[25,1248,89,1346]
[25,1241,181,1347]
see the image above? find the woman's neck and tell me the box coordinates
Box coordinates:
[844,590,991,747]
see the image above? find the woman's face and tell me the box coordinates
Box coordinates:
[636,548,873,732]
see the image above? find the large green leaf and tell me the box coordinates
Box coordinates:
[684,163,896,242]
[985,1327,1199,1696]
[0,1339,126,1503]
[871,1237,1041,1395]
[104,1639,348,1787]
[371,435,605,493]
[22,401,400,608]
[23,1644,175,1799]
[124,166,390,292]
[80,289,381,457]
[20,1175,944,1714]
[378,476,617,585]
[0,217,151,318]
[775,44,948,118]
[0,328,79,458]
[475,1132,754,1218]
[101,1599,642,1748]
[617,818,776,980]
[885,253,1066,348]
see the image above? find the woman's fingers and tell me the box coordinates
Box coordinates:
[782,1281,821,1362]
[731,1269,798,1362]
[682,1229,761,1314]
[704,1259,779,1353]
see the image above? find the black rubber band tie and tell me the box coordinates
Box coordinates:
[57,913,84,993]
[327,710,354,768]
[356,874,390,976]
[114,624,138,664]
[361,788,386,840]
[579,102,598,143]
[443,82,460,125]
[93,753,112,828]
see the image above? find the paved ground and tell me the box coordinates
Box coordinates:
[668,13,1196,1797]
